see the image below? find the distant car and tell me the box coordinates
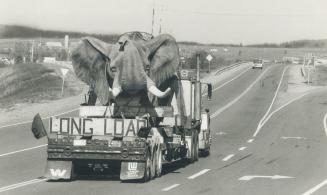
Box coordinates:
[252,59,263,69]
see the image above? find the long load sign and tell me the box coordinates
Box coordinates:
[49,117,147,136]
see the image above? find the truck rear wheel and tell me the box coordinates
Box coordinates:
[155,145,162,177]
[150,149,156,179]
[143,150,151,182]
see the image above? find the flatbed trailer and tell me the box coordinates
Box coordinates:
[32,69,212,182]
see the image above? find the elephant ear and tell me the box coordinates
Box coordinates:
[144,34,180,86]
[71,37,112,105]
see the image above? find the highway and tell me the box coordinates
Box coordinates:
[1,63,327,195]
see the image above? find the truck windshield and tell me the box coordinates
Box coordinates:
[253,59,262,63]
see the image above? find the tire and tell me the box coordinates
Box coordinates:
[199,148,210,157]
[194,133,199,161]
[150,147,156,179]
[155,146,162,177]
[70,161,76,180]
[143,150,151,182]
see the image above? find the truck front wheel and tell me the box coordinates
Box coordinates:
[194,134,199,161]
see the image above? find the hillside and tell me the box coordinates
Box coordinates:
[247,39,327,48]
[1,25,327,48]
[0,25,120,43]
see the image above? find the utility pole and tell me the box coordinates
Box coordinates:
[151,0,155,35]
[196,54,200,81]
[194,54,201,121]
[30,40,34,62]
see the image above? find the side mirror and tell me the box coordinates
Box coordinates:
[207,83,212,100]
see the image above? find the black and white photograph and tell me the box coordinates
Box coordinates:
[0,0,327,194]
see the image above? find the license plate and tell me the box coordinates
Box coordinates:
[73,139,86,146]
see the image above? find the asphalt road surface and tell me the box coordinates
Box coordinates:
[1,63,327,195]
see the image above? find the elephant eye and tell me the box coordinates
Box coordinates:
[119,40,127,52]
[110,67,117,72]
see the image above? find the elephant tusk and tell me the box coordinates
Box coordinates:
[109,72,122,98]
[111,86,122,97]
[146,75,171,98]
[148,86,171,98]
[108,86,122,98]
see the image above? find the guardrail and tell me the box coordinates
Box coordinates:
[214,61,249,75]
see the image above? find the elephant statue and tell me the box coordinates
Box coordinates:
[71,32,180,108]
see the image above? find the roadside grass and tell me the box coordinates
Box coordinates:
[310,65,327,86]
[0,63,83,108]
[179,44,327,71]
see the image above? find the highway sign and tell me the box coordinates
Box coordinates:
[60,68,69,77]
[206,54,213,62]
[180,69,189,78]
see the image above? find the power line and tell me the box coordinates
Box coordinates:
[166,9,327,17]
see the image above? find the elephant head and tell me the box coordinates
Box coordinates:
[71,33,180,105]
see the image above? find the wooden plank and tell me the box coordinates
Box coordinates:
[113,106,173,117]
[79,106,174,118]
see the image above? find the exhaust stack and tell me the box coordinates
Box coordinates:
[194,54,202,122]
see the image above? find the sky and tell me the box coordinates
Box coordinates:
[0,0,327,44]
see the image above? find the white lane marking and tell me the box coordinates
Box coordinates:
[253,66,289,137]
[281,136,307,140]
[222,154,235,161]
[254,92,310,137]
[0,178,46,193]
[213,67,251,92]
[216,131,226,135]
[0,144,47,157]
[0,108,79,129]
[302,178,327,195]
[238,147,246,151]
[187,169,211,179]
[239,175,295,181]
[162,184,180,192]
[0,120,35,130]
[247,139,254,143]
[211,66,273,118]
[324,112,327,136]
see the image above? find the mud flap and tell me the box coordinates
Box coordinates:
[45,160,73,180]
[120,162,146,180]
[31,113,48,139]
